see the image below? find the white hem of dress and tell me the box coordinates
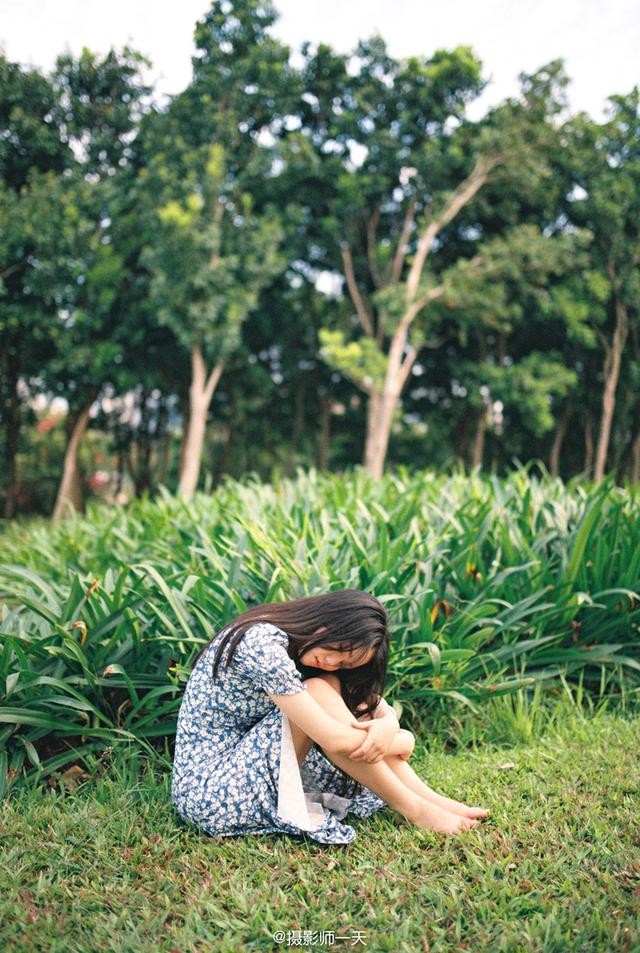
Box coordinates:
[276,711,352,831]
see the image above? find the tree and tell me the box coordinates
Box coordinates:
[292,42,569,476]
[0,55,69,517]
[43,48,153,518]
[141,1,295,498]
[429,224,584,468]
[561,89,640,483]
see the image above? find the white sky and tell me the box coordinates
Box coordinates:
[1,0,639,120]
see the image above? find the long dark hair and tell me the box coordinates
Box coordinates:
[191,589,390,801]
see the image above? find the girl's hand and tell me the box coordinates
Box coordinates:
[348,717,398,763]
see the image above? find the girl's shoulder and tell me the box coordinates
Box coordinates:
[198,620,289,672]
[230,621,303,695]
[236,621,290,658]
[243,620,288,642]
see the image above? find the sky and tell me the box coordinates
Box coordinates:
[1,0,639,121]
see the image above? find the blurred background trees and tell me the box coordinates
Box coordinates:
[1,0,639,517]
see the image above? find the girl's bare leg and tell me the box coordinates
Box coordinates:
[289,676,478,834]
[351,707,490,820]
[384,753,490,820]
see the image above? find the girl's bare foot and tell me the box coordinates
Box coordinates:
[462,806,490,819]
[443,800,490,819]
[421,790,490,820]
[407,800,479,835]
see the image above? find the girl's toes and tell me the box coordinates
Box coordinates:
[467,807,490,818]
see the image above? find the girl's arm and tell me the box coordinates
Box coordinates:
[269,688,395,757]
[373,697,400,729]
[355,696,400,728]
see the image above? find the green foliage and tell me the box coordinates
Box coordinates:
[144,151,285,359]
[139,2,295,367]
[2,9,640,517]
[0,465,638,796]
[51,46,152,176]
[318,329,388,393]
[458,352,577,433]
[0,54,68,190]
[560,88,640,350]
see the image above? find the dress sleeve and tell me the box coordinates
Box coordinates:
[232,622,307,697]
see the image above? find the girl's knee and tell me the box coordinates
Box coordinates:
[304,673,342,695]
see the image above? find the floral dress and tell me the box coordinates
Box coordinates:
[171,621,388,845]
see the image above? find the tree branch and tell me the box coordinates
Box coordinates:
[340,244,374,337]
[0,260,27,280]
[205,360,225,403]
[593,323,611,359]
[397,345,419,393]
[391,195,417,285]
[606,259,622,292]
[401,284,446,331]
[405,156,495,300]
[366,206,383,289]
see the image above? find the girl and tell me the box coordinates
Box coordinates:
[171,589,489,845]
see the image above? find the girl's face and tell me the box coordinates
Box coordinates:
[299,633,376,671]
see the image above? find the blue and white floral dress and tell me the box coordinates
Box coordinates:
[171,621,388,845]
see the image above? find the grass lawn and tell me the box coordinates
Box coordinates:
[1,707,639,953]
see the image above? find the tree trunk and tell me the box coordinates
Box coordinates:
[2,368,21,519]
[630,429,640,485]
[584,410,594,477]
[132,440,152,496]
[363,389,398,479]
[609,379,635,480]
[213,395,237,488]
[132,388,153,497]
[288,383,305,474]
[470,404,488,469]
[178,344,224,499]
[115,450,125,496]
[453,413,470,466]
[317,396,332,470]
[154,399,170,489]
[177,390,190,478]
[549,396,573,478]
[362,312,417,478]
[158,431,171,487]
[340,158,491,481]
[594,297,629,484]
[52,396,97,520]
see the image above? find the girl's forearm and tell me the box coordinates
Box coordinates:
[374,698,400,729]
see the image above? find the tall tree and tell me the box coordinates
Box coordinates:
[561,89,640,483]
[44,47,153,518]
[0,55,68,517]
[291,42,569,476]
[431,224,584,468]
[142,1,295,498]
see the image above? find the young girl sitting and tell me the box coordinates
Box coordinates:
[171,589,489,845]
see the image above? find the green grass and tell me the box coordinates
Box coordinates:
[2,702,639,953]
